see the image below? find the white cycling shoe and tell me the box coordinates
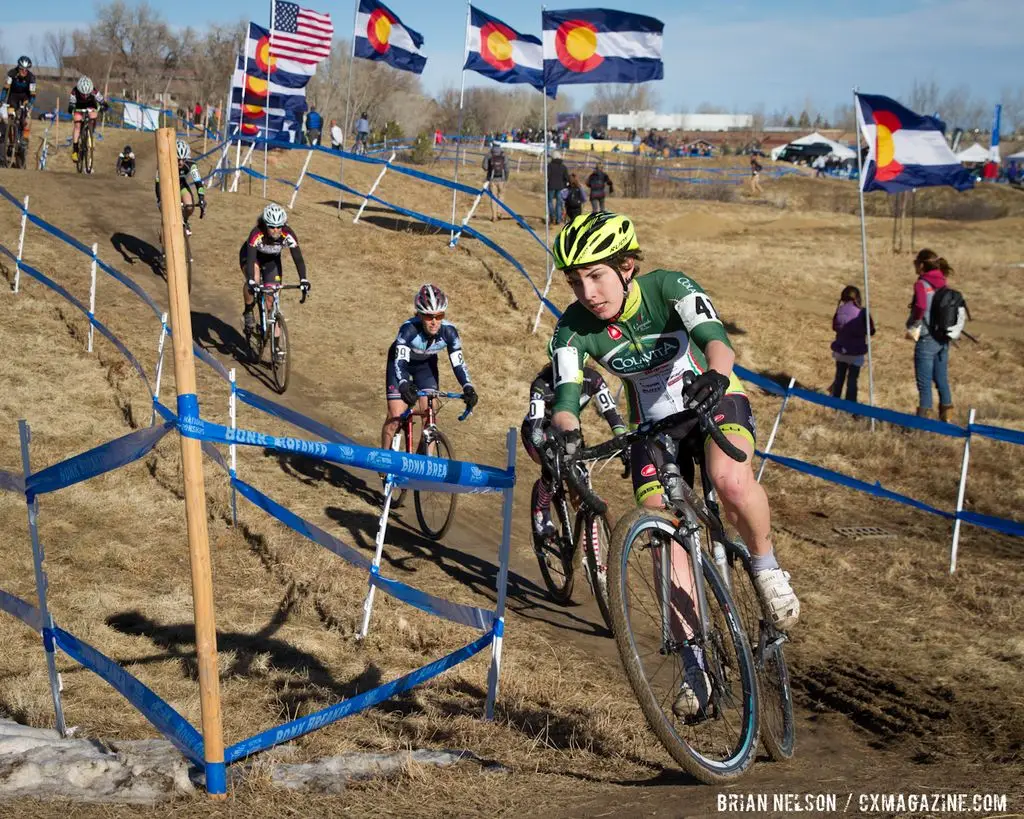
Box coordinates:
[673,665,712,720]
[753,568,800,631]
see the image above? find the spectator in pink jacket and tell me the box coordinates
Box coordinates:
[829,285,875,403]
[906,248,954,420]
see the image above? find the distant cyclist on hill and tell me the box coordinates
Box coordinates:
[68,76,109,164]
[116,144,136,177]
[1,56,36,159]
[155,140,206,236]
[382,284,478,453]
[523,338,627,537]
[239,202,310,335]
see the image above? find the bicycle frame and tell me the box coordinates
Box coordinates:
[391,390,469,454]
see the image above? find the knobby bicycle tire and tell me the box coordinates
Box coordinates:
[271,314,290,394]
[608,507,759,784]
[532,484,575,604]
[574,511,613,633]
[725,544,795,761]
[414,430,457,540]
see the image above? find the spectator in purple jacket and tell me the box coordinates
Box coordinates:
[829,285,875,403]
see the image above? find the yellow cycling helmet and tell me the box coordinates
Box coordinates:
[552,212,640,270]
[547,336,589,367]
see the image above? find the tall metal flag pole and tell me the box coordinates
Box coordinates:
[853,88,876,431]
[449,0,472,245]
[264,0,277,198]
[338,0,360,216]
[531,5,553,334]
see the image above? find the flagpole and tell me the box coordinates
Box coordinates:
[264,0,276,198]
[853,88,875,431]
[338,0,359,216]
[449,1,472,245]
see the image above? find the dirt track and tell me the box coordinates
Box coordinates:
[0,135,1021,817]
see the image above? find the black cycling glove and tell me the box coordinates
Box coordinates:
[681,370,730,417]
[398,382,419,406]
[463,385,478,412]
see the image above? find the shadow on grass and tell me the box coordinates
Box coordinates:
[190,310,278,393]
[105,606,382,711]
[110,232,163,281]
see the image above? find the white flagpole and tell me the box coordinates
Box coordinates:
[264,0,276,199]
[338,0,360,216]
[853,89,875,431]
[449,0,472,245]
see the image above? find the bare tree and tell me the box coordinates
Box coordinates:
[908,78,941,116]
[1001,87,1024,134]
[44,29,71,80]
[695,102,728,114]
[588,83,659,115]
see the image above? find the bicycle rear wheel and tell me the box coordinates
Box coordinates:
[532,485,575,604]
[414,429,457,540]
[726,544,795,761]
[270,315,290,394]
[575,511,613,632]
[608,507,759,784]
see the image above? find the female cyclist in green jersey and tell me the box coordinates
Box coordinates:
[547,211,799,718]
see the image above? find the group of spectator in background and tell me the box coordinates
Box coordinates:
[828,248,961,422]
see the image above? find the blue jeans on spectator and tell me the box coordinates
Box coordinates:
[548,190,564,223]
[914,335,952,409]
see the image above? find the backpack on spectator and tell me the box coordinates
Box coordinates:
[567,186,584,207]
[928,286,969,342]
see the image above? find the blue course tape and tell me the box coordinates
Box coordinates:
[232,477,372,569]
[789,386,968,438]
[225,629,493,763]
[757,451,955,520]
[957,510,1024,538]
[95,258,162,319]
[733,366,788,397]
[0,589,44,632]
[306,171,364,198]
[236,388,357,445]
[0,469,25,495]
[969,423,1024,448]
[26,422,173,497]
[16,259,153,394]
[53,626,205,766]
[369,567,495,631]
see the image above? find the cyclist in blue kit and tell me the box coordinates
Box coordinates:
[381,284,478,451]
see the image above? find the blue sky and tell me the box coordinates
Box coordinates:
[3,0,1020,115]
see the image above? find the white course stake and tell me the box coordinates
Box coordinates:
[151,312,169,426]
[13,195,28,293]
[449,181,489,248]
[289,148,315,209]
[231,142,256,193]
[485,428,517,720]
[353,152,396,224]
[358,432,403,639]
[87,243,98,353]
[949,407,977,574]
[756,376,797,483]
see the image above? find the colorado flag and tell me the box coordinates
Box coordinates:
[355,0,426,75]
[465,6,553,97]
[857,93,973,193]
[542,8,663,87]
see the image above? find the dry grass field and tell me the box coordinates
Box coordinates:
[0,132,1021,816]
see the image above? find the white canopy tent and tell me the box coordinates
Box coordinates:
[955,143,990,163]
[771,131,856,161]
[1006,149,1024,161]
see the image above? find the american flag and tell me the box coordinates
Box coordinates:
[269,1,334,65]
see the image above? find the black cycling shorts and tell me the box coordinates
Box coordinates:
[385,344,438,401]
[238,244,283,285]
[631,393,756,505]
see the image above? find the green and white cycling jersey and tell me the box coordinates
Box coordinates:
[551,268,745,426]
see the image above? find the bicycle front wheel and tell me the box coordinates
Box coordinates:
[85,129,94,174]
[76,135,85,173]
[608,507,759,784]
[270,315,290,394]
[727,544,795,761]
[414,430,457,540]
[575,511,613,632]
